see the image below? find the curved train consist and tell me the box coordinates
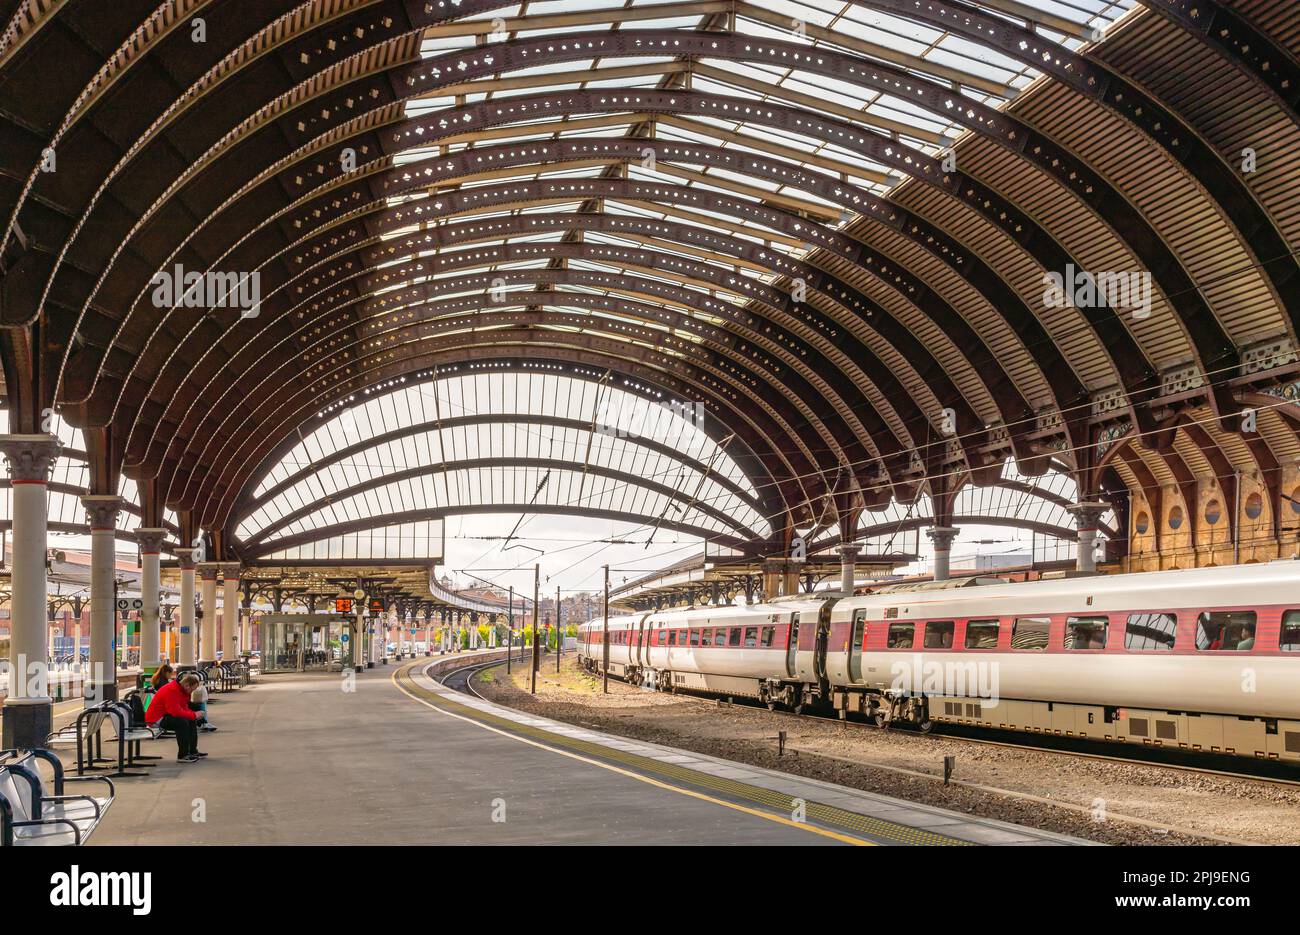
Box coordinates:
[578,562,1300,763]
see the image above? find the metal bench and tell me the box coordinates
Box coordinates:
[0,749,115,846]
[44,701,160,777]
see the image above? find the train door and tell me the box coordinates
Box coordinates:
[785,613,798,678]
[848,609,866,682]
[814,601,833,698]
[637,618,648,667]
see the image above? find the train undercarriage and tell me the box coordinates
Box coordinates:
[580,656,933,730]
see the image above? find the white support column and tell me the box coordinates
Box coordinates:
[82,495,122,703]
[176,548,198,666]
[1068,502,1109,573]
[198,562,219,664]
[839,542,859,595]
[220,563,241,660]
[0,435,61,749]
[927,526,959,582]
[136,528,167,672]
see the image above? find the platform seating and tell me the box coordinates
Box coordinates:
[0,748,115,846]
[45,700,161,777]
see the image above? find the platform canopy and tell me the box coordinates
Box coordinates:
[1,0,1299,574]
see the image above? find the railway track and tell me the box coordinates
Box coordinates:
[446,653,1300,796]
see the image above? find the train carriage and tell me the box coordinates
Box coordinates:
[581,561,1300,763]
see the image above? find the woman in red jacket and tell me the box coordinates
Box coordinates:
[145,673,207,763]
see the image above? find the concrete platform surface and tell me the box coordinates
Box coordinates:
[78,657,1088,846]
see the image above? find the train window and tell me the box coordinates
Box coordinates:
[1065,616,1108,650]
[964,620,1000,649]
[1196,611,1257,652]
[1011,617,1051,651]
[1124,613,1177,651]
[760,626,775,648]
[700,629,713,647]
[715,628,727,646]
[744,626,758,648]
[690,629,700,647]
[728,627,742,647]
[887,623,915,649]
[1282,612,1300,652]
[923,621,954,649]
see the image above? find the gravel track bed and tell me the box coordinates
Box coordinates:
[472,657,1300,845]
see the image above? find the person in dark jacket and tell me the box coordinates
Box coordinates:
[151,663,174,691]
[146,673,206,762]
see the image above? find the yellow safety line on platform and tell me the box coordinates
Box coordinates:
[391,663,869,846]
[394,661,972,846]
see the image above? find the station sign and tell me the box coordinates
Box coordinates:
[334,597,353,614]
[115,598,144,612]
[368,598,385,614]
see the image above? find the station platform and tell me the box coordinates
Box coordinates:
[85,654,1087,846]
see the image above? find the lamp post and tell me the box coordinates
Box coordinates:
[506,586,514,674]
[530,564,539,694]
[603,565,610,694]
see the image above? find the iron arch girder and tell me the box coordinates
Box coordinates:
[374,31,1234,394]
[848,515,1093,548]
[7,4,416,355]
[134,274,873,512]
[131,264,903,500]
[128,177,995,477]
[195,300,859,502]
[168,315,829,515]
[254,144,1043,442]
[289,214,964,455]
[1136,0,1300,123]
[0,0,353,256]
[238,456,765,548]
[106,159,997,477]
[346,133,1134,407]
[380,89,1144,429]
[193,347,803,534]
[128,216,914,482]
[183,339,823,530]
[334,184,1016,442]
[238,502,753,560]
[852,0,1300,353]
[79,60,1150,444]
[179,285,894,508]
[236,411,768,523]
[157,129,1101,451]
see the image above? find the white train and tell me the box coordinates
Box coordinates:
[578,562,1300,762]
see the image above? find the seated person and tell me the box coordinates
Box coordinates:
[146,673,207,762]
[191,678,217,732]
[151,663,175,691]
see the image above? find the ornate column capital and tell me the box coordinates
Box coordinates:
[136,527,168,554]
[175,546,198,571]
[197,561,220,581]
[217,561,242,581]
[0,433,62,483]
[81,494,122,531]
[926,525,960,550]
[838,542,860,561]
[1067,501,1110,532]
